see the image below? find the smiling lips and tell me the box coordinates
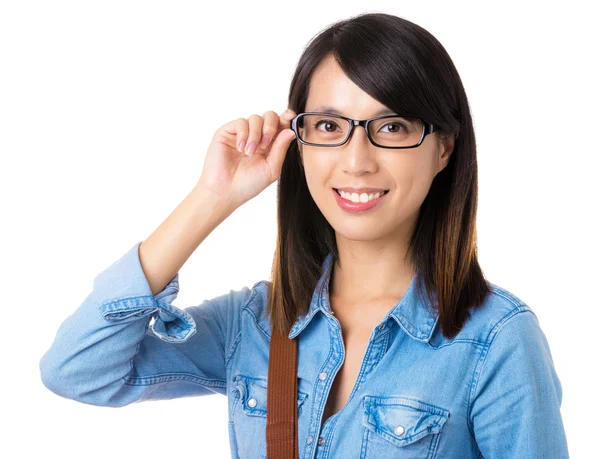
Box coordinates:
[333,188,389,212]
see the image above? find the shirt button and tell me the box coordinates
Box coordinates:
[247,398,257,408]
[317,437,325,446]
[318,372,328,380]
[306,436,313,445]
[394,425,405,436]
[378,323,385,330]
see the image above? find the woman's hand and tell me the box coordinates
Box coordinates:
[196,109,298,209]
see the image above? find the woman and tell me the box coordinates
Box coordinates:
[39,12,569,458]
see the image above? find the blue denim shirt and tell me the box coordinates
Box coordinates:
[39,241,569,458]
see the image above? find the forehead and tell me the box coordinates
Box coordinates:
[306,55,393,117]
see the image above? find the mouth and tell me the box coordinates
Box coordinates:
[332,187,390,212]
[333,188,390,200]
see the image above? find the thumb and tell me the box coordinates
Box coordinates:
[266,128,297,179]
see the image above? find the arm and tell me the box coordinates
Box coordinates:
[39,186,249,407]
[39,240,254,407]
[468,309,569,457]
[139,184,237,296]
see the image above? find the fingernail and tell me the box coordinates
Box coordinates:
[238,140,246,153]
[245,142,256,155]
[259,134,270,148]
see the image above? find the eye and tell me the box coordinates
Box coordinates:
[379,122,407,133]
[314,119,342,132]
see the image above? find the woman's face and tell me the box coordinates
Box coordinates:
[298,55,455,244]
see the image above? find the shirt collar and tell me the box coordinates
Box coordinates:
[288,252,439,343]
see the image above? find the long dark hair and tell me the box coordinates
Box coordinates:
[266,12,492,340]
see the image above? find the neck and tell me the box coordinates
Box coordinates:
[329,246,415,302]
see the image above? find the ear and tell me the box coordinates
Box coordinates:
[437,133,456,174]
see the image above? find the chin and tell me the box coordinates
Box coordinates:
[329,220,393,242]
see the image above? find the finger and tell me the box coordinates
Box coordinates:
[266,128,297,181]
[232,118,249,154]
[278,109,297,130]
[244,114,264,156]
[258,110,279,151]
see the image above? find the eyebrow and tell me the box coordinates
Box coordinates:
[310,105,397,117]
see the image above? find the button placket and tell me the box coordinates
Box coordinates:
[302,322,344,458]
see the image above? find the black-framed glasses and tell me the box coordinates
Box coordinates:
[290,112,439,149]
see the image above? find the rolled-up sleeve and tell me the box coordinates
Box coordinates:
[469,309,569,458]
[39,241,252,407]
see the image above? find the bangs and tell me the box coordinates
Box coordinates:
[330,18,453,124]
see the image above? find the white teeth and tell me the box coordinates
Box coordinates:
[338,190,385,203]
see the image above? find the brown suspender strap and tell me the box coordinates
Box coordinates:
[266,327,298,459]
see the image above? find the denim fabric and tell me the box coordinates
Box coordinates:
[40,241,569,458]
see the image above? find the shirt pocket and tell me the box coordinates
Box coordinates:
[230,374,309,459]
[360,395,450,459]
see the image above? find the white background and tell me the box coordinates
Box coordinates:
[1,1,598,457]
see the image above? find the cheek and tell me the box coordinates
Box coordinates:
[368,156,434,213]
[393,158,439,207]
[302,154,331,192]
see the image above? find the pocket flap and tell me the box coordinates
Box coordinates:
[362,395,450,447]
[233,375,308,417]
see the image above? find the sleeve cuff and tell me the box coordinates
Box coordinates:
[94,241,197,343]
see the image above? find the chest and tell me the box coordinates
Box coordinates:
[321,302,388,422]
[228,304,478,459]
[321,333,370,421]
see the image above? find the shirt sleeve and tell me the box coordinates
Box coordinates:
[39,241,253,407]
[468,309,570,458]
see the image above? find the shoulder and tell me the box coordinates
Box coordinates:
[238,279,272,336]
[447,281,540,346]
[247,279,271,311]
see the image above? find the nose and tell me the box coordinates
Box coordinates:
[340,123,378,174]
